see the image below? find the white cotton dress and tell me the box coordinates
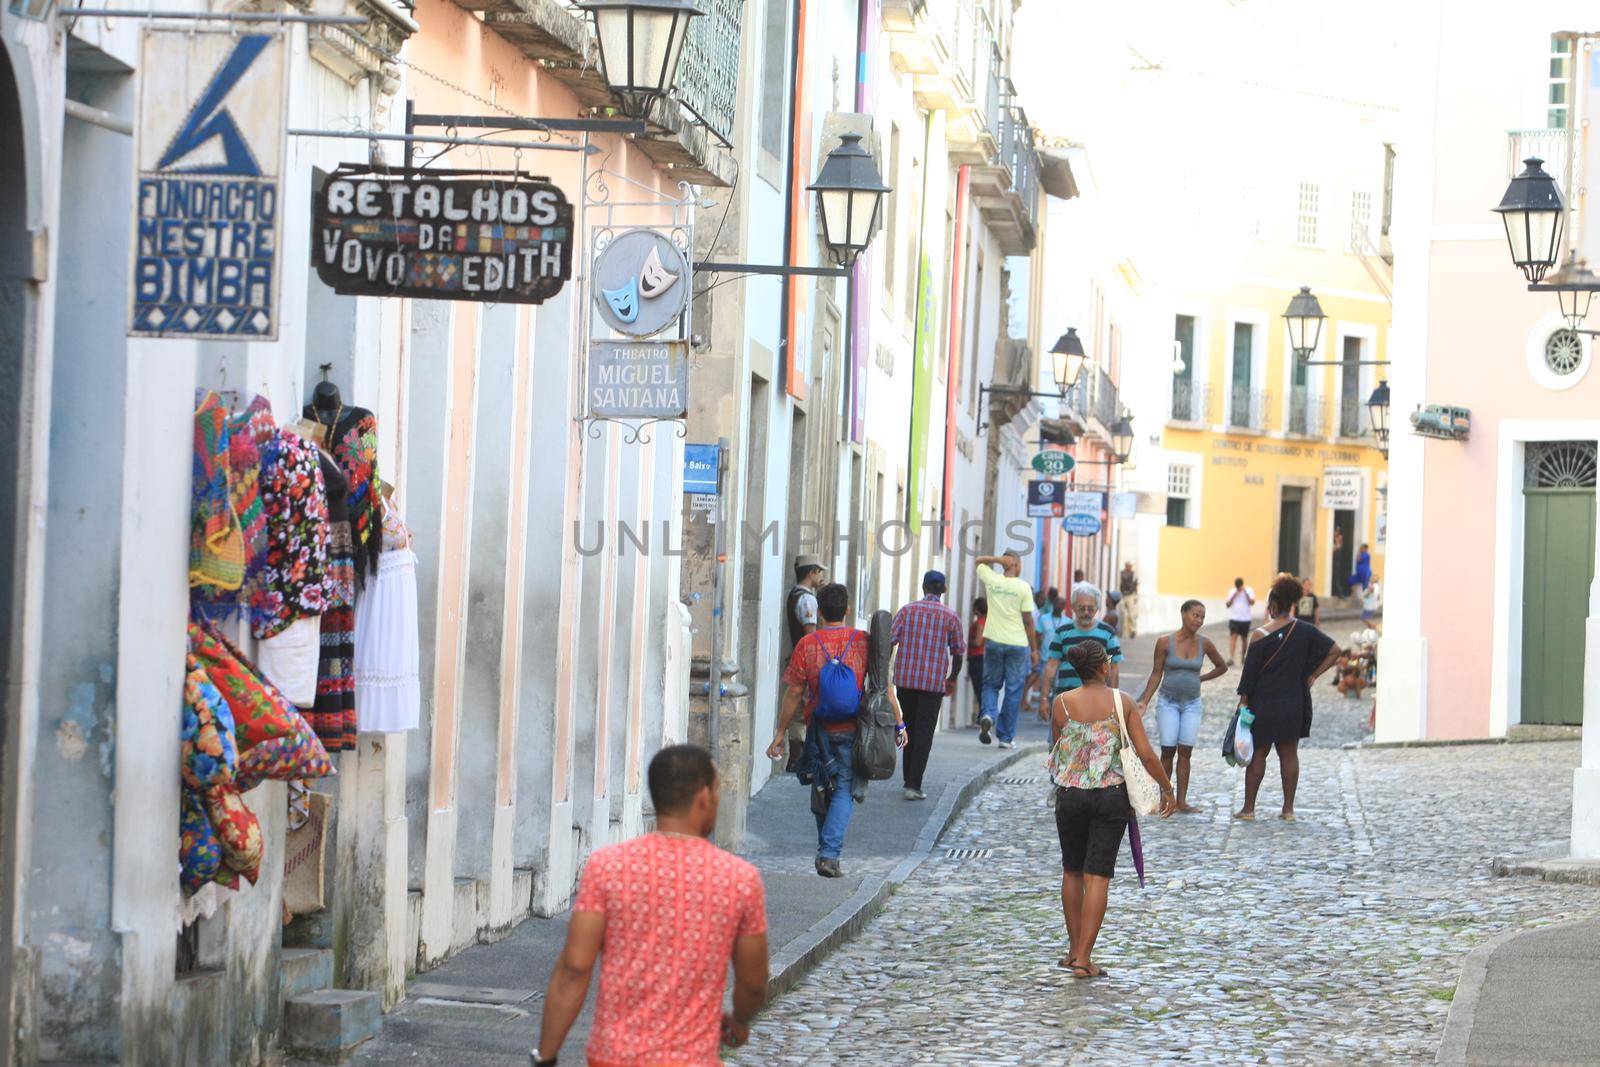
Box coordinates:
[354,501,421,732]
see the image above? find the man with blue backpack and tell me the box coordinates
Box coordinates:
[767,582,901,878]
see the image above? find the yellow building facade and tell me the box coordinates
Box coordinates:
[1154,265,1390,611]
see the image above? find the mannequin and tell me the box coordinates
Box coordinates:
[302,377,381,587]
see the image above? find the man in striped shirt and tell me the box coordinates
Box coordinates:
[1040,581,1123,703]
[891,571,966,800]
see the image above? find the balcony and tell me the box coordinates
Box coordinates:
[969,104,1040,253]
[1287,387,1327,437]
[1091,366,1118,433]
[472,0,739,186]
[1337,394,1365,439]
[1169,380,1212,424]
[1227,387,1271,431]
[885,0,1001,165]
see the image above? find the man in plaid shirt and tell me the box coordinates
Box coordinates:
[891,571,966,800]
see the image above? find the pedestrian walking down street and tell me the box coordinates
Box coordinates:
[966,598,987,719]
[1225,577,1255,666]
[1235,575,1342,822]
[973,553,1040,748]
[535,746,769,1067]
[891,571,966,800]
[781,555,829,772]
[1040,582,1123,703]
[1348,542,1373,595]
[1026,589,1063,716]
[1134,599,1227,814]
[767,583,904,877]
[1119,562,1140,637]
[1050,642,1175,979]
[1102,591,1123,638]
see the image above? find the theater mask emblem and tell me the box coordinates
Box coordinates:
[638,245,680,300]
[602,278,639,323]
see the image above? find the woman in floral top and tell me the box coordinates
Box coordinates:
[1049,640,1174,979]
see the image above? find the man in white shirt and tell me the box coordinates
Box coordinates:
[1362,579,1382,632]
[1225,578,1254,666]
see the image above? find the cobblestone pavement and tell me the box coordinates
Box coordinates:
[731,669,1598,1066]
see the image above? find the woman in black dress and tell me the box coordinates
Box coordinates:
[1234,575,1342,821]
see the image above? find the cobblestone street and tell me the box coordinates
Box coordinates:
[731,673,1597,1065]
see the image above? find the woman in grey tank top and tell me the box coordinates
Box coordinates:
[1135,600,1228,812]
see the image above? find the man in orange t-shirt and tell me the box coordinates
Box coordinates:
[533,746,769,1067]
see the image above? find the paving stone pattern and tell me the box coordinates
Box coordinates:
[731,671,1595,1066]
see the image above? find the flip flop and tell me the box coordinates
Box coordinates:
[1233,811,1255,821]
[1279,812,1297,822]
[1068,964,1095,979]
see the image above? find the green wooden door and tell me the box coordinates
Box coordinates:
[1521,488,1596,725]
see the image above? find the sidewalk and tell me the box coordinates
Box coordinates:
[334,712,1050,1065]
[1437,918,1600,1066]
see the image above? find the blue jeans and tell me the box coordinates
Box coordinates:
[980,641,1030,743]
[809,726,857,860]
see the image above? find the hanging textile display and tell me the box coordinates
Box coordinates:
[180,392,339,904]
[354,496,421,733]
[329,411,383,589]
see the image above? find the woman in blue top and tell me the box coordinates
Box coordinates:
[1135,600,1228,813]
[1348,542,1373,594]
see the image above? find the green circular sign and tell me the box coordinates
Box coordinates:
[1031,450,1075,475]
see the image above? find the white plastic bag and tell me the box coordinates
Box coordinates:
[1233,711,1255,765]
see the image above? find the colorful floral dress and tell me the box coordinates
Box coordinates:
[329,410,383,590]
[253,430,331,639]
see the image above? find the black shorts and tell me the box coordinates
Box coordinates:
[1054,784,1130,878]
[1228,620,1251,637]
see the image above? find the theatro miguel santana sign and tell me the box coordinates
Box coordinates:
[311,169,574,303]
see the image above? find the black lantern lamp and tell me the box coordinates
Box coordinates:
[1367,379,1391,455]
[1050,328,1088,392]
[1494,157,1566,284]
[1111,414,1135,461]
[1540,252,1600,330]
[808,133,891,268]
[1283,286,1326,363]
[578,0,703,121]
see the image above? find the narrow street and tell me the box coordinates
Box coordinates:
[731,675,1591,1065]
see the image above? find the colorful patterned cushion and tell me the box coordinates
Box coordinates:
[179,788,223,894]
[235,710,335,792]
[204,783,262,886]
[189,622,298,749]
[181,656,238,791]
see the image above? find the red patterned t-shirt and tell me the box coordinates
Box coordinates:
[576,832,767,1067]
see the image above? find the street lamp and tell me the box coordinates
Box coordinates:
[1367,379,1390,456]
[1493,157,1565,284]
[809,133,892,268]
[1283,286,1326,363]
[1050,328,1088,391]
[578,0,703,122]
[1540,252,1600,330]
[1111,414,1135,462]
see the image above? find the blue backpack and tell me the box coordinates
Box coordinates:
[813,632,864,724]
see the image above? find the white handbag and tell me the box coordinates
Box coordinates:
[1113,690,1162,816]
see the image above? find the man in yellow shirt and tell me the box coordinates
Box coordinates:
[972,553,1040,748]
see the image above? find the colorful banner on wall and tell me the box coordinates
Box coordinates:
[129,29,287,339]
[907,254,936,534]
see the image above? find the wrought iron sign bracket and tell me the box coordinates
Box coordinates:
[404,105,647,170]
[692,261,850,278]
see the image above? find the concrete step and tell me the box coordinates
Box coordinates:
[281,947,334,1000]
[283,989,381,1059]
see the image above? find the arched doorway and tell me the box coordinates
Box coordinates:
[0,36,37,1065]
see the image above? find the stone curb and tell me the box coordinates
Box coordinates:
[1435,922,1561,1066]
[764,742,1048,1002]
[1490,853,1600,887]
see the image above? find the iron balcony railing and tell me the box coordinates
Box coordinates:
[1338,394,1366,438]
[673,0,742,144]
[1228,387,1271,431]
[1092,366,1118,431]
[1061,378,1090,424]
[1170,379,1211,423]
[995,104,1039,230]
[1508,128,1574,184]
[1287,387,1327,437]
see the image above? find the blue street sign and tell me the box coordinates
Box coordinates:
[1063,512,1102,537]
[683,443,719,495]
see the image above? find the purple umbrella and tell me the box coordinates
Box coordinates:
[1126,812,1146,888]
